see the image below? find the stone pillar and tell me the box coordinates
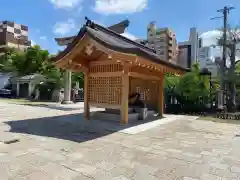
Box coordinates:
[62,70,73,104]
[28,82,32,97]
[16,82,20,97]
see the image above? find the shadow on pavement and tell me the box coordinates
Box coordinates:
[4,113,162,143]
[16,103,83,111]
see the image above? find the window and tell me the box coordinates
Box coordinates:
[159,38,165,42]
[158,51,165,55]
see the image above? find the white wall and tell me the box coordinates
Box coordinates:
[0,73,11,89]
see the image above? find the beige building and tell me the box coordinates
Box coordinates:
[147,22,178,63]
[0,21,31,55]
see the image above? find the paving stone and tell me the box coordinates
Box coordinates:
[131,172,159,180]
[1,102,240,179]
[71,174,93,180]
[182,152,202,159]
[230,166,240,173]
[23,171,64,180]
[211,168,239,179]
[0,132,20,144]
[87,168,114,180]
[39,162,80,180]
[201,173,223,180]
[209,162,229,170]
[95,160,116,171]
[183,177,200,180]
[111,175,132,180]
[66,162,96,175]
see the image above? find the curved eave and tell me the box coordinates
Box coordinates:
[52,26,87,65]
[52,25,189,73]
[55,36,76,46]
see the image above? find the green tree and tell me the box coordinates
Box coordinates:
[164,63,212,113]
[176,63,210,102]
[0,47,17,73]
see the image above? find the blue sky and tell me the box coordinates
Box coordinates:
[1,0,240,54]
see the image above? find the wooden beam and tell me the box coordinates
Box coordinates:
[89,59,119,66]
[136,56,185,74]
[158,76,164,117]
[129,72,160,80]
[120,64,130,124]
[72,53,90,67]
[89,38,137,63]
[84,71,90,120]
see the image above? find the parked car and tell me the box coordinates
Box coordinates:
[0,88,12,98]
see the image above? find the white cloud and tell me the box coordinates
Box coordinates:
[200,30,240,62]
[121,32,137,40]
[53,19,76,35]
[40,36,47,40]
[31,40,36,46]
[94,0,148,15]
[49,0,82,9]
[200,30,222,47]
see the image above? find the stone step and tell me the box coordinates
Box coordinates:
[105,108,134,114]
[91,110,157,123]
[91,111,139,122]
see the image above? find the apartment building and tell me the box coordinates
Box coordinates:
[0,21,31,55]
[147,22,178,63]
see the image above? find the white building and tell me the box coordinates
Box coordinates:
[198,46,222,78]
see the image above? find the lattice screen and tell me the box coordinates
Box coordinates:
[130,77,158,108]
[88,76,122,105]
[89,64,123,73]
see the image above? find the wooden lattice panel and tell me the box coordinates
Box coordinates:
[89,64,123,73]
[88,76,122,105]
[130,77,158,108]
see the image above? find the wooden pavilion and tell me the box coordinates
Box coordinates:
[53,18,188,124]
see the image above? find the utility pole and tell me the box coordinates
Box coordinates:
[217,6,235,68]
[211,6,235,110]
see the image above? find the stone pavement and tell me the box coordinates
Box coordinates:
[0,102,240,179]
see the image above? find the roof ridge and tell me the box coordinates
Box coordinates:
[85,17,156,54]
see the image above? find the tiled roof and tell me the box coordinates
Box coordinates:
[53,18,189,72]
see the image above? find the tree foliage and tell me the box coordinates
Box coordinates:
[0,46,84,90]
[165,63,211,106]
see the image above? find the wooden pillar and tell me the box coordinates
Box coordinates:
[84,71,90,120]
[158,75,164,117]
[121,65,129,124]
